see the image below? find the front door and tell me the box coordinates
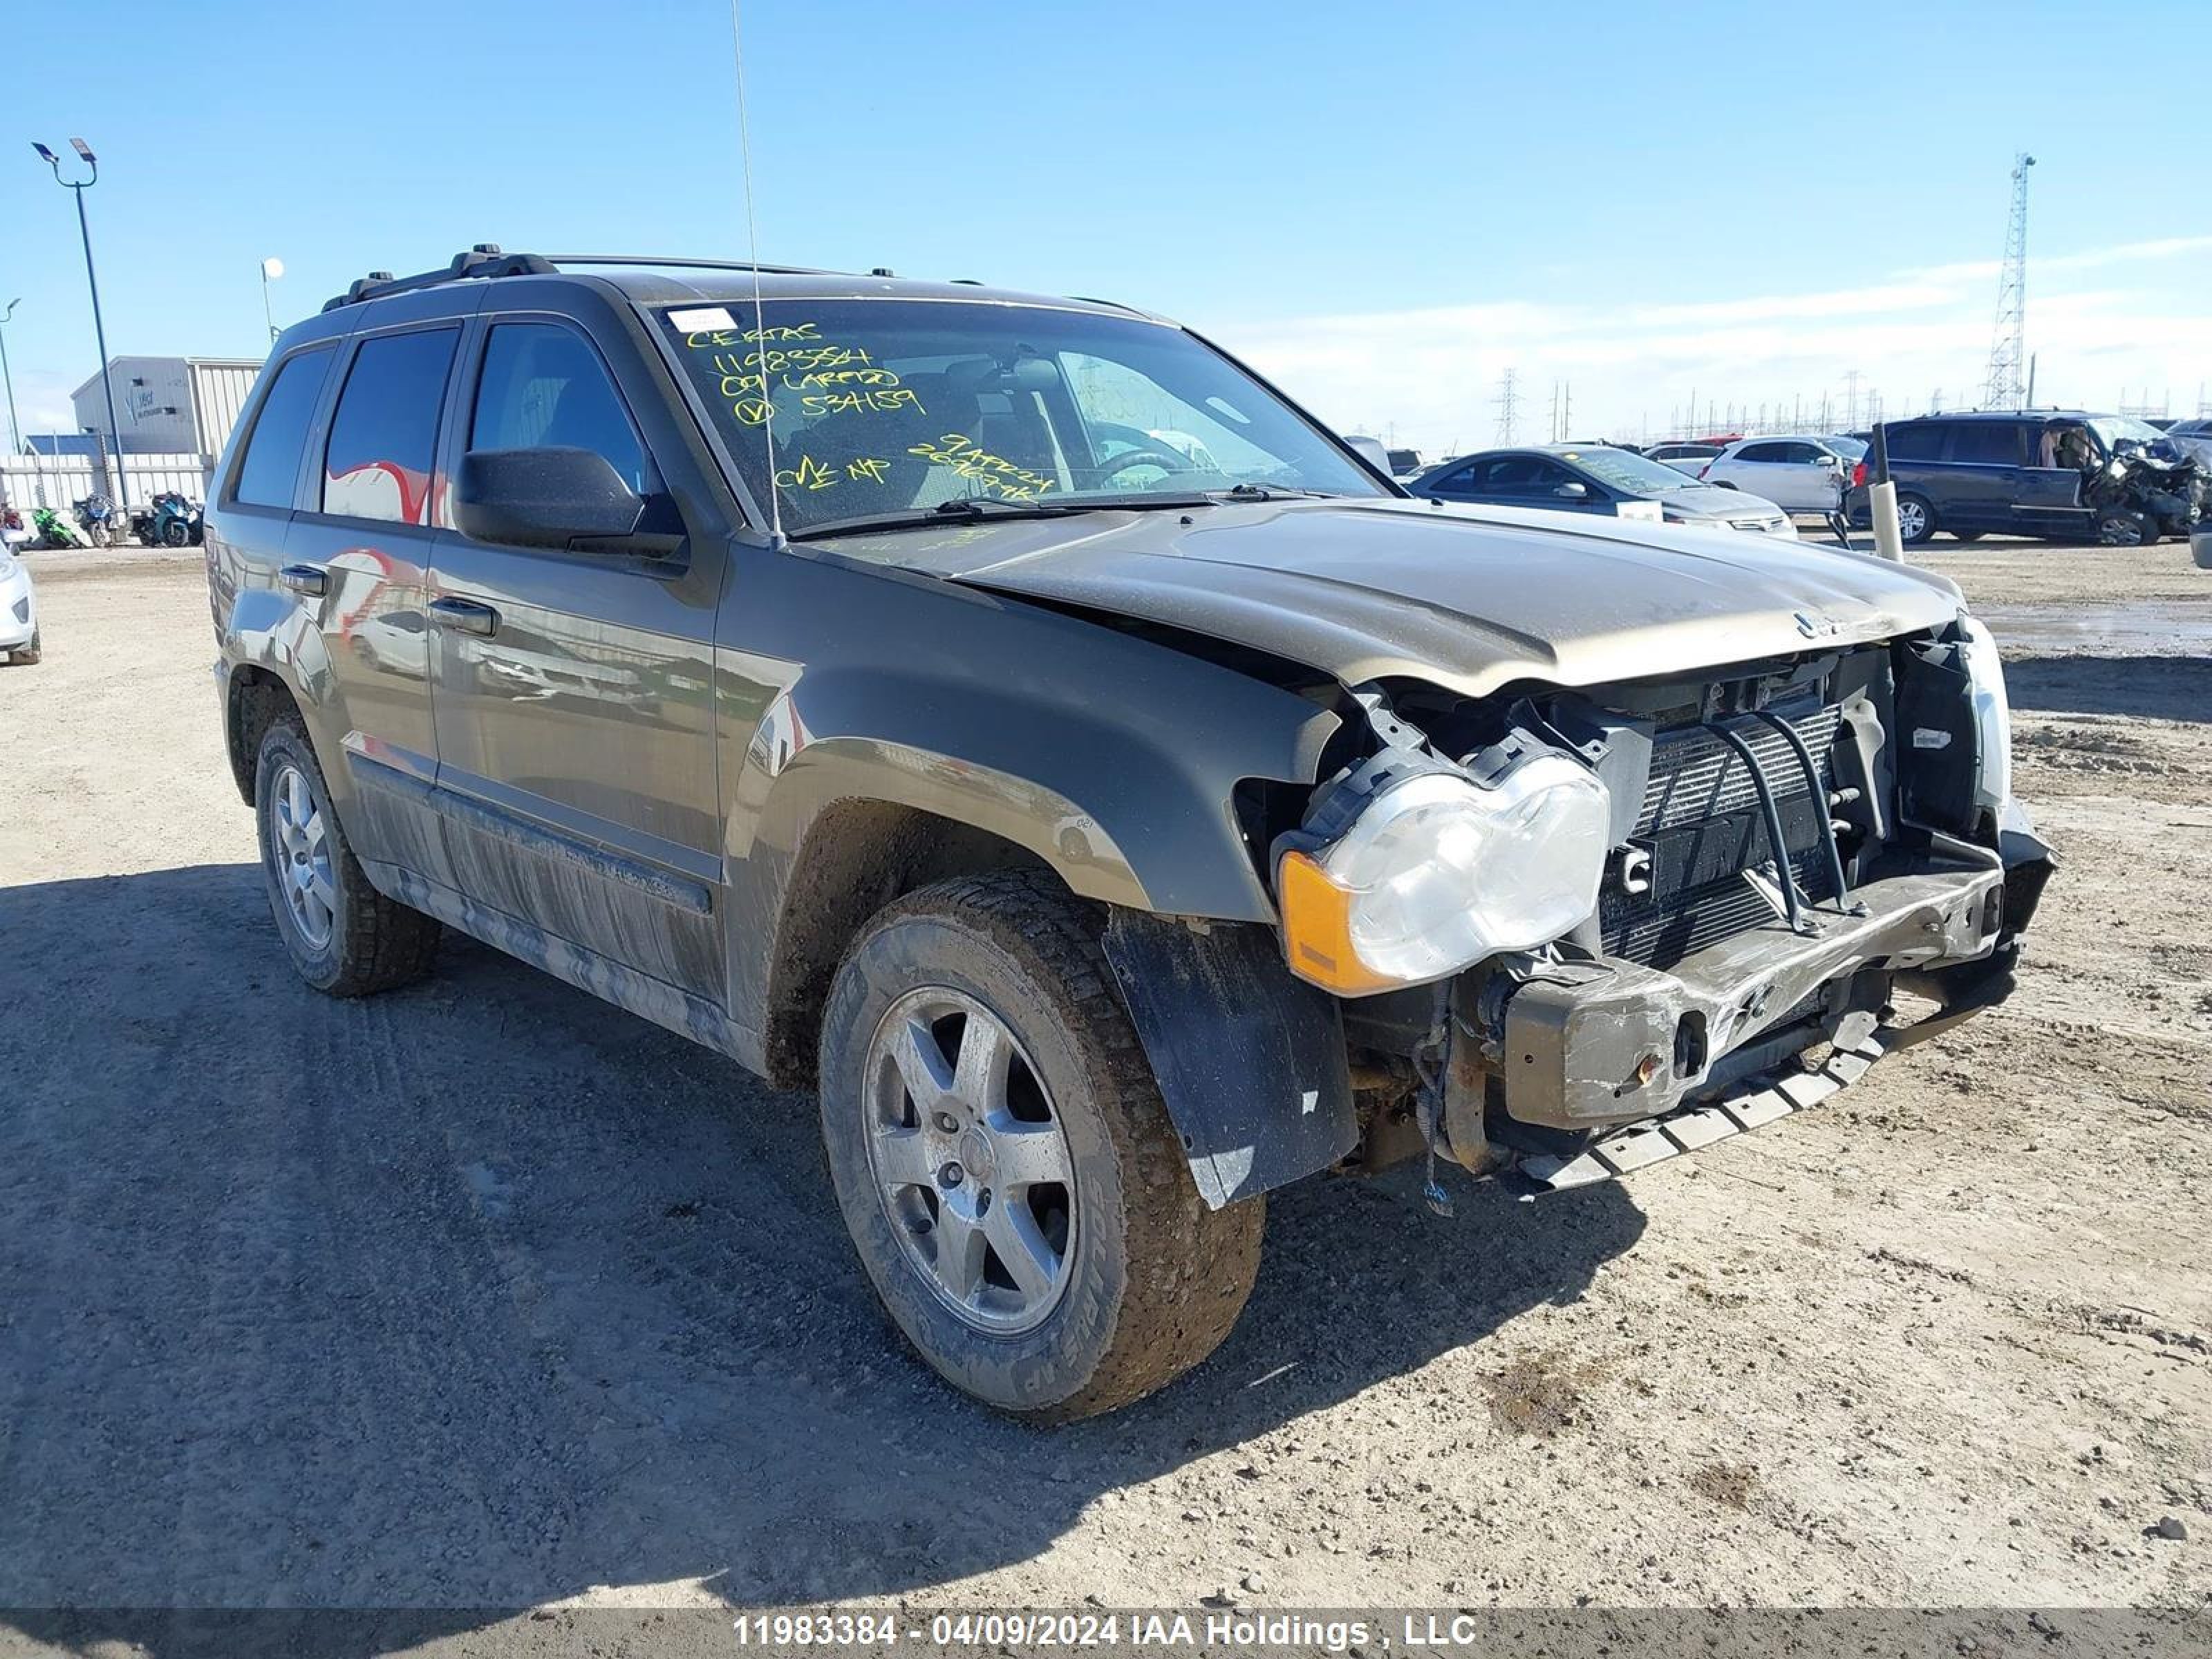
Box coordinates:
[2014,422,2094,535]
[427,315,727,1001]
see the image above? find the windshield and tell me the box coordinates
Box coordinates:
[2091,415,2171,450]
[657,299,1388,534]
[1555,447,1694,496]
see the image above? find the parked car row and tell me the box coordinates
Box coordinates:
[1405,444,1797,536]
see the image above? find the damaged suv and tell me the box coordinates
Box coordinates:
[205,250,2053,1420]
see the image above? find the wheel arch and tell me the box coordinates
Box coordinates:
[224,664,308,805]
[754,794,1073,1089]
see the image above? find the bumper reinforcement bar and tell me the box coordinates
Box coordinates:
[1501,1024,1891,1198]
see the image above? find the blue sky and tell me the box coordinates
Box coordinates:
[3,0,2207,453]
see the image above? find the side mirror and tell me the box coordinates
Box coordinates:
[1342,434,1394,477]
[1553,480,1590,500]
[455,447,684,555]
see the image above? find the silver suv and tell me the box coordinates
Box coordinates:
[205,247,2054,1419]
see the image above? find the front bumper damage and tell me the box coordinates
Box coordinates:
[1463,825,2052,1196]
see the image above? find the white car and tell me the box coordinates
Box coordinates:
[1,552,41,665]
[1644,442,1725,476]
[1701,435,1866,514]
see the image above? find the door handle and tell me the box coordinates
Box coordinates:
[429,596,500,637]
[278,563,327,597]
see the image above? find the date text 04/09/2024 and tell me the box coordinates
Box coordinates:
[728,1611,1399,1650]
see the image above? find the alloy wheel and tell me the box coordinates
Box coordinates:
[863,986,1076,1335]
[268,761,337,950]
[1895,500,1927,540]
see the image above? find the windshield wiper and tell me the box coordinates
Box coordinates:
[1211,482,1342,502]
[791,498,1087,540]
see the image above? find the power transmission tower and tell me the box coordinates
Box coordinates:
[1494,368,1519,444]
[1980,153,2036,411]
[1843,371,1862,430]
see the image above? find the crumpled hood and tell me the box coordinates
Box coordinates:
[870,498,1962,700]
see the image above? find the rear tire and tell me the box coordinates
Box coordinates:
[253,716,440,996]
[818,872,1263,1422]
[1894,492,1937,545]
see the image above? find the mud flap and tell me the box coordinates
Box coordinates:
[1102,912,1356,1209]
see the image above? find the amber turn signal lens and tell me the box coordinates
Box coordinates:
[1276,849,1399,997]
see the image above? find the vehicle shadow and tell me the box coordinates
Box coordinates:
[2005,655,2212,724]
[0,863,1644,1655]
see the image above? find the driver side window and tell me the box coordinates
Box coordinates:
[470,324,650,496]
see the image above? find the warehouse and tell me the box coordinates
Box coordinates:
[71,355,261,459]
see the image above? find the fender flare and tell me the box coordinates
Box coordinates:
[1101,910,1356,1207]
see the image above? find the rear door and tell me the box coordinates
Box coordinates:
[1938,420,2027,531]
[427,310,728,1002]
[1716,440,1790,503]
[283,317,468,883]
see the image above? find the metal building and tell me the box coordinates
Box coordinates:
[71,357,263,460]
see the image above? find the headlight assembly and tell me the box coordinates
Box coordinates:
[1277,752,1610,996]
[1958,613,2012,812]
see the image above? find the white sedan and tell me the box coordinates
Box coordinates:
[1,552,41,665]
[1700,435,1866,513]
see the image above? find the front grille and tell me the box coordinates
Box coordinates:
[1602,700,1844,970]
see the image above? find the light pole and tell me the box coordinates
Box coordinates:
[0,297,42,507]
[34,138,127,506]
[260,256,284,344]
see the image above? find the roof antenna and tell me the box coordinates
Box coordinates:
[729,0,785,550]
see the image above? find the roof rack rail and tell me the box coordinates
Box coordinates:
[321,247,852,312]
[539,254,841,277]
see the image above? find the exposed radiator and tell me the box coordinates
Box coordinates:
[1601,701,1846,970]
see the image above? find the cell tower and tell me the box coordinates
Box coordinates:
[1980,153,2036,411]
[1494,368,1519,444]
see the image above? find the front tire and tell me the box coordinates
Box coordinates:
[6,628,38,666]
[253,716,440,995]
[818,872,1264,1422]
[2093,507,2153,547]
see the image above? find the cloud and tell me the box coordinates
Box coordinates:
[1217,236,2212,449]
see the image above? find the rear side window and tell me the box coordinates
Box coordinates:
[322,327,460,525]
[232,348,332,509]
[1949,423,2023,465]
[469,323,649,495]
[1734,442,1784,463]
[1885,423,1944,461]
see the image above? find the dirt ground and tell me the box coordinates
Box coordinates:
[0,539,2206,1640]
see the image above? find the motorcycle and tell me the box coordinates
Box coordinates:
[149,491,203,547]
[32,506,86,549]
[1,507,30,555]
[74,493,115,548]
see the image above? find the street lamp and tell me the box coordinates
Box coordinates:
[0,297,44,508]
[34,137,127,506]
[260,256,285,344]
